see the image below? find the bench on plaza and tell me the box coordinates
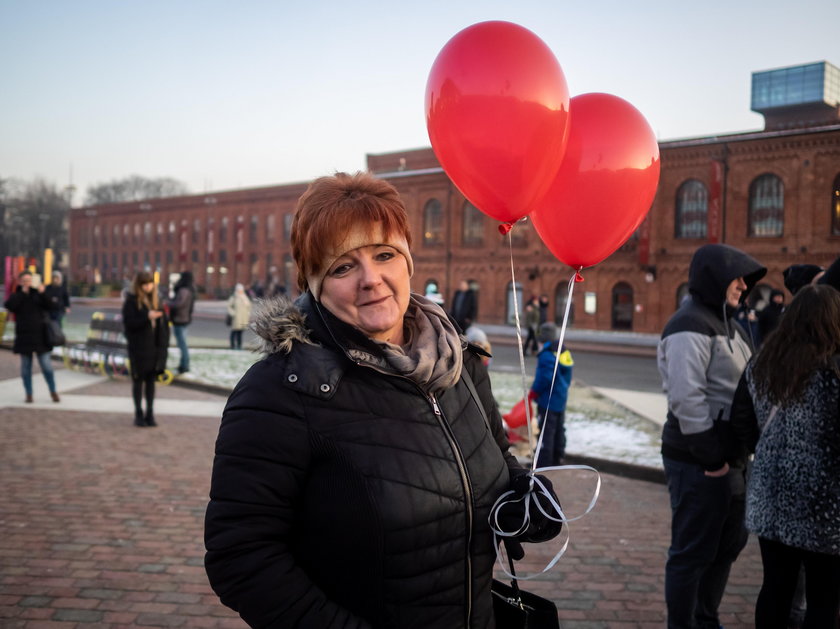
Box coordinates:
[63,312,173,384]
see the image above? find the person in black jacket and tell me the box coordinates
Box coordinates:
[44,270,71,326]
[4,270,60,403]
[122,271,169,427]
[204,172,561,629]
[168,270,195,374]
[658,243,766,629]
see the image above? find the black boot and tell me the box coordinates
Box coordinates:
[132,380,145,427]
[144,377,157,426]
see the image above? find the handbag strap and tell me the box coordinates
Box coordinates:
[461,367,492,434]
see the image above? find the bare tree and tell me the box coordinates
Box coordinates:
[85,175,189,205]
[1,178,70,263]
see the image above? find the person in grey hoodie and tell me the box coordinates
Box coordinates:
[658,243,766,629]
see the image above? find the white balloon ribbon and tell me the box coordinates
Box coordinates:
[489,465,601,580]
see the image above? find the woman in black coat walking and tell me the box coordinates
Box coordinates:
[4,270,60,403]
[122,271,169,427]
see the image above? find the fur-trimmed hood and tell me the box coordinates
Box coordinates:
[250,294,317,355]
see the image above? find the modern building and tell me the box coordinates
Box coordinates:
[69,61,840,333]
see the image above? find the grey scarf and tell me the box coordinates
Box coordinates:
[375,294,463,393]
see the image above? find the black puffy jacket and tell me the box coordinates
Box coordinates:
[204,293,520,628]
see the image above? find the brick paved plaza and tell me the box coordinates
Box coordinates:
[0,349,762,628]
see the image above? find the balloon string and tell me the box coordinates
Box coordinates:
[506,229,536,457]
[489,465,602,580]
[532,270,580,471]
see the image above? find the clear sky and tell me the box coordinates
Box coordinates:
[2,0,838,206]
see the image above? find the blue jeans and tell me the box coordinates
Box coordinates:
[173,324,189,371]
[21,352,56,396]
[230,329,243,350]
[536,407,566,467]
[663,456,748,629]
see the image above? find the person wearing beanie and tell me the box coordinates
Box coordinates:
[782,263,824,296]
[204,172,561,628]
[757,288,785,345]
[529,321,574,467]
[816,255,840,292]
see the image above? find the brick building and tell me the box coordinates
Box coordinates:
[69,61,840,333]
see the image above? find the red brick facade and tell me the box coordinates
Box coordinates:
[69,125,840,332]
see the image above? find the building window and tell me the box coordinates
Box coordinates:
[144,222,152,244]
[267,214,276,241]
[832,173,840,236]
[113,225,119,245]
[93,225,101,246]
[154,222,162,244]
[554,283,575,326]
[505,281,524,325]
[611,282,634,330]
[166,221,174,243]
[283,214,293,241]
[250,215,259,244]
[220,217,228,243]
[423,199,444,246]
[507,224,527,248]
[748,174,784,237]
[219,249,227,264]
[134,223,141,244]
[675,179,708,239]
[123,225,130,245]
[462,201,484,246]
[101,225,107,247]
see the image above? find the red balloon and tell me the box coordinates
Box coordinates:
[530,93,660,269]
[425,21,570,224]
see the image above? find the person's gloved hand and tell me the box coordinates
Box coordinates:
[494,471,563,554]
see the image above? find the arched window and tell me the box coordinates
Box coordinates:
[168,221,176,243]
[675,179,708,239]
[611,282,634,330]
[675,282,690,310]
[423,199,443,245]
[505,280,524,325]
[220,217,229,243]
[250,216,259,244]
[462,201,484,246]
[748,174,784,237]
[143,221,152,245]
[193,218,201,244]
[554,282,574,327]
[832,173,840,236]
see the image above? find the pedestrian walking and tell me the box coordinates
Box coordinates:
[204,172,561,628]
[730,284,840,628]
[122,271,169,427]
[658,243,767,629]
[523,297,540,355]
[3,270,60,403]
[449,279,477,332]
[44,270,71,326]
[226,283,252,350]
[530,322,573,467]
[168,270,195,374]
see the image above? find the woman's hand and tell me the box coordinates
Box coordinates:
[704,462,730,477]
[148,310,164,321]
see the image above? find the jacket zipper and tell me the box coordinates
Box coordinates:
[341,350,477,627]
[428,391,474,628]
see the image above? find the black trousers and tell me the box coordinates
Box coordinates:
[755,536,840,629]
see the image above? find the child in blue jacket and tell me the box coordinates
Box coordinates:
[530,322,573,467]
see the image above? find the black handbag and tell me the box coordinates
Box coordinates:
[491,556,559,628]
[43,315,66,347]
